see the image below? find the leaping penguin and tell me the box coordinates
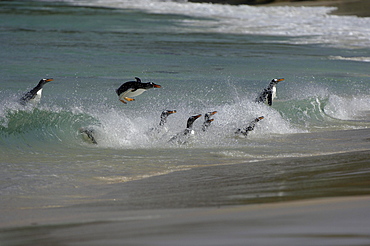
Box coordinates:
[20,78,54,105]
[115,77,161,104]
[202,111,217,131]
[235,116,264,137]
[169,114,202,143]
[256,78,284,106]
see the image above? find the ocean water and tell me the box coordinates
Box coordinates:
[0,0,370,210]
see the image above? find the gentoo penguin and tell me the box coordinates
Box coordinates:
[148,110,177,136]
[20,78,54,105]
[183,114,202,136]
[235,116,264,137]
[256,78,284,106]
[159,110,177,126]
[79,127,98,144]
[202,111,217,131]
[169,114,202,143]
[115,77,161,104]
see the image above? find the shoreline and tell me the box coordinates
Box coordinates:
[1,196,370,245]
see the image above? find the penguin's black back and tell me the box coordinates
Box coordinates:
[116,81,141,96]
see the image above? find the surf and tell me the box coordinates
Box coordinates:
[1,82,369,151]
[57,0,370,49]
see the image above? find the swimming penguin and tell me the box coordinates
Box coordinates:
[115,77,161,104]
[148,110,177,137]
[235,116,264,137]
[79,127,98,144]
[169,114,202,143]
[183,114,202,136]
[256,78,284,106]
[159,110,177,127]
[202,111,217,131]
[20,78,54,105]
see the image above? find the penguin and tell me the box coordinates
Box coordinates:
[255,78,284,106]
[202,111,217,131]
[159,110,177,127]
[235,116,264,137]
[20,78,54,105]
[148,110,177,137]
[79,127,98,144]
[183,114,202,136]
[169,114,202,143]
[115,77,161,104]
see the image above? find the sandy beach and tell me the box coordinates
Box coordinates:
[1,196,370,245]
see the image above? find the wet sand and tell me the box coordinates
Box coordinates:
[1,196,370,245]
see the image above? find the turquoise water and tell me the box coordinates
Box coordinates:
[0,0,370,206]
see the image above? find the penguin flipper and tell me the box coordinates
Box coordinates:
[267,92,273,106]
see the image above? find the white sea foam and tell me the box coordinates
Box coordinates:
[54,0,370,48]
[329,56,370,62]
[324,95,370,121]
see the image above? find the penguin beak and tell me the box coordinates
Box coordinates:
[194,114,202,119]
[168,110,177,114]
[153,84,161,88]
[277,78,284,82]
[257,116,264,121]
[45,78,54,82]
[209,111,217,116]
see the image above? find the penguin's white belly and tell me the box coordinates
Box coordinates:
[119,88,147,100]
[271,87,277,100]
[30,89,43,104]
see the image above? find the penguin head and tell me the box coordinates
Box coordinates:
[161,110,177,117]
[38,78,54,86]
[205,111,217,119]
[134,77,161,89]
[159,110,176,126]
[140,82,161,89]
[186,114,202,129]
[147,82,161,89]
[271,78,284,85]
